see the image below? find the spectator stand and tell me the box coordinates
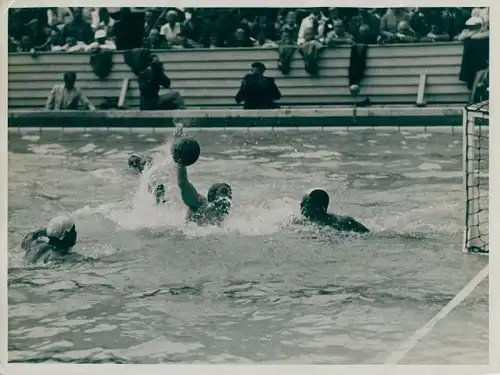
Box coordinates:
[9,42,468,110]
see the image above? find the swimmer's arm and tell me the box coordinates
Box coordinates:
[176,164,204,210]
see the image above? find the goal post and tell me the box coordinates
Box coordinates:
[463,100,489,254]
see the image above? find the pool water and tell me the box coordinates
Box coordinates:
[7,127,488,364]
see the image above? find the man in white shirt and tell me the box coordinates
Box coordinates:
[160,10,182,44]
[297,9,327,45]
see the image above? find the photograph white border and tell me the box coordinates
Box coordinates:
[1,0,498,373]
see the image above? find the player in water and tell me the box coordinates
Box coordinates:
[128,154,166,205]
[21,216,82,264]
[173,125,232,226]
[299,189,370,233]
[128,154,153,173]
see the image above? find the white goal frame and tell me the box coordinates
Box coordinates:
[462,100,489,254]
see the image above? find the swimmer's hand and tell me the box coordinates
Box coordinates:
[173,122,184,138]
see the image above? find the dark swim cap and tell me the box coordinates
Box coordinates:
[207,183,232,202]
[308,189,329,211]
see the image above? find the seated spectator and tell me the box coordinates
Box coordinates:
[45,72,95,110]
[392,21,418,43]
[143,29,169,49]
[325,20,354,46]
[143,9,158,37]
[229,28,254,47]
[235,62,281,110]
[349,8,380,44]
[456,17,488,41]
[278,11,299,44]
[138,55,185,110]
[254,30,278,47]
[409,8,428,38]
[297,9,327,45]
[322,8,343,40]
[62,7,93,45]
[19,35,35,52]
[92,8,115,36]
[209,34,222,48]
[62,36,88,52]
[379,8,409,40]
[86,29,117,51]
[419,24,450,42]
[298,28,325,75]
[160,10,182,44]
[171,28,203,49]
[250,15,276,41]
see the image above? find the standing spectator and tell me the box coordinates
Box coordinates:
[445,7,471,39]
[45,72,95,111]
[350,8,380,43]
[457,17,488,41]
[471,7,489,30]
[380,8,409,39]
[160,10,182,44]
[325,20,354,46]
[235,62,281,110]
[297,9,327,45]
[112,7,144,50]
[62,7,93,45]
[25,19,48,47]
[92,8,115,35]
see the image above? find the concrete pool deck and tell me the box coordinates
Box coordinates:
[8,106,463,129]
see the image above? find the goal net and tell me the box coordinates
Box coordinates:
[463,100,489,254]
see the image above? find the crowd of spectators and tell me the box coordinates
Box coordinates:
[8,7,490,53]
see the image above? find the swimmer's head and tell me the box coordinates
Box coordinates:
[300,189,330,218]
[208,183,232,202]
[207,183,232,219]
[46,216,77,249]
[128,154,142,170]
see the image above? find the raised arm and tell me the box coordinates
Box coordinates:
[174,124,204,210]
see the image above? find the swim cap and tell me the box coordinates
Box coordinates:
[46,216,75,239]
[308,189,329,211]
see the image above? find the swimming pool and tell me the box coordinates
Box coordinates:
[7,127,488,364]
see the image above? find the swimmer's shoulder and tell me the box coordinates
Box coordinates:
[335,215,370,233]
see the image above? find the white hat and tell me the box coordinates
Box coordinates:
[47,216,75,239]
[94,29,107,39]
[465,17,483,26]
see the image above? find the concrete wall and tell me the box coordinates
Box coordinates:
[8,42,468,109]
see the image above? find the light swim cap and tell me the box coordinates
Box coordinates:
[46,216,75,239]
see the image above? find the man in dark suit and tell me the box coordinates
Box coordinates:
[235,62,282,109]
